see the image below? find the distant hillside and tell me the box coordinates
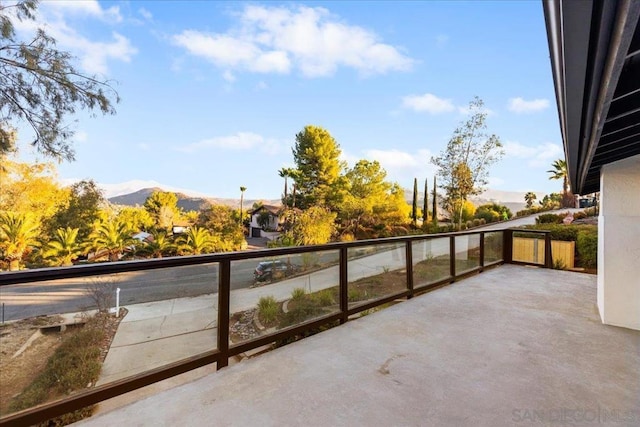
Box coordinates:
[108,187,280,212]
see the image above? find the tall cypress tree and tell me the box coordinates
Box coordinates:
[432,176,438,226]
[412,177,418,225]
[423,178,429,223]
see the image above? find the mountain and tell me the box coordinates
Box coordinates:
[107,187,280,211]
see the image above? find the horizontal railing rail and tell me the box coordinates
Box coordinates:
[0,228,549,426]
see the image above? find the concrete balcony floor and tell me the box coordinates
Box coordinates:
[78,265,640,426]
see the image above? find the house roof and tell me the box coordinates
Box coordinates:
[543,0,640,194]
[249,204,282,215]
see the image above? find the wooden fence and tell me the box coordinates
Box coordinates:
[513,237,575,268]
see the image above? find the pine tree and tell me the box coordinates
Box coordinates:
[412,177,418,225]
[423,178,429,223]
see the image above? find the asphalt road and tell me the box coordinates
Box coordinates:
[0,252,341,322]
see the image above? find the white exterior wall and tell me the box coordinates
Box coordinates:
[598,154,640,330]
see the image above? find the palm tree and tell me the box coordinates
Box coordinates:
[138,231,176,258]
[88,220,135,262]
[547,159,571,207]
[239,186,247,224]
[278,168,295,206]
[178,226,217,255]
[43,227,84,266]
[0,212,40,270]
[524,192,537,208]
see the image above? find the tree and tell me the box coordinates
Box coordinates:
[0,211,40,270]
[432,176,438,226]
[177,226,216,255]
[42,227,83,266]
[0,0,118,160]
[87,220,135,262]
[524,192,537,208]
[278,168,296,206]
[239,186,247,224]
[431,97,503,229]
[144,191,179,231]
[292,125,345,210]
[196,204,245,251]
[291,206,336,245]
[411,177,418,226]
[0,158,69,224]
[116,206,154,233]
[138,231,176,259]
[547,159,573,208]
[422,178,429,223]
[340,159,392,233]
[45,179,104,241]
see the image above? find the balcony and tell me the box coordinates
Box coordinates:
[1,229,638,426]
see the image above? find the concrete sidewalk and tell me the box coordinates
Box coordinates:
[95,247,411,387]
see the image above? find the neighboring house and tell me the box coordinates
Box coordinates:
[248,205,282,239]
[172,222,190,236]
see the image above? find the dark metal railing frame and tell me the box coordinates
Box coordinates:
[0,228,550,426]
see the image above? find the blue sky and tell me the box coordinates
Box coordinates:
[13,1,565,200]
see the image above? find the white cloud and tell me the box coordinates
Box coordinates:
[507,97,550,113]
[43,0,122,23]
[503,141,563,167]
[13,5,136,75]
[171,5,414,78]
[402,93,455,114]
[223,70,236,82]
[139,8,153,21]
[341,148,436,188]
[176,132,282,154]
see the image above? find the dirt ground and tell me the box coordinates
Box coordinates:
[0,312,124,417]
[0,316,66,415]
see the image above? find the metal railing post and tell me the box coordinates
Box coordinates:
[544,232,553,268]
[339,247,348,324]
[450,235,456,281]
[503,229,513,264]
[479,232,485,271]
[217,259,231,370]
[406,241,414,299]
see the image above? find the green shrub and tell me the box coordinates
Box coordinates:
[279,298,323,327]
[536,213,564,224]
[577,228,598,268]
[311,289,335,307]
[348,287,366,302]
[466,220,474,229]
[472,219,481,227]
[257,296,279,325]
[291,287,306,301]
[573,211,587,220]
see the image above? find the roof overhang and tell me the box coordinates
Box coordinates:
[543,0,640,194]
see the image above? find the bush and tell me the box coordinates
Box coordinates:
[577,228,598,268]
[291,287,306,301]
[257,296,279,325]
[536,213,564,224]
[466,220,474,229]
[472,219,481,227]
[573,211,587,220]
[311,289,335,307]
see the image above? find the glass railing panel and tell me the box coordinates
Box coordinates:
[455,234,481,274]
[483,231,504,264]
[411,237,452,287]
[229,250,340,345]
[347,242,406,309]
[0,263,219,418]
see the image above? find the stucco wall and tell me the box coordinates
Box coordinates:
[598,154,640,330]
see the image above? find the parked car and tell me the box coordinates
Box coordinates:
[254,260,297,282]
